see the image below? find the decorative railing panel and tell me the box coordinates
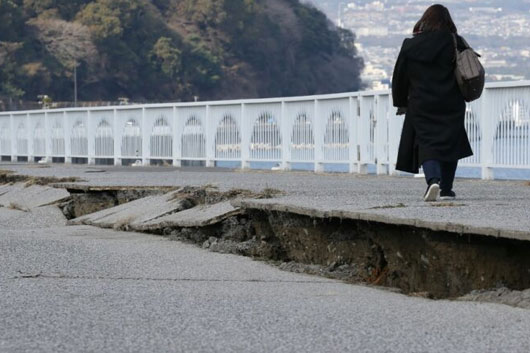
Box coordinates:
[287,100,315,162]
[212,104,242,160]
[92,110,114,158]
[146,108,173,159]
[119,109,143,159]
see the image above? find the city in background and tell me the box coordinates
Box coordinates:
[305,0,530,90]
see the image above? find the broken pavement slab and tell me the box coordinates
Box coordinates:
[0,205,67,229]
[68,191,194,228]
[134,201,241,232]
[0,183,70,209]
[232,198,530,242]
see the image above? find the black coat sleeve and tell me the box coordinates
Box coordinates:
[392,41,409,108]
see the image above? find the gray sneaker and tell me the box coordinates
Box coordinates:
[423,180,440,202]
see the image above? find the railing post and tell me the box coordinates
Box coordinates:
[375,94,387,175]
[480,89,494,180]
[348,96,357,174]
[358,96,368,174]
[28,113,34,163]
[373,95,380,174]
[10,113,16,162]
[113,108,121,166]
[44,111,52,163]
[313,99,324,173]
[87,110,95,165]
[64,111,72,164]
[173,106,181,167]
[241,103,250,169]
[388,94,399,176]
[205,104,215,167]
[141,107,149,166]
[280,100,291,171]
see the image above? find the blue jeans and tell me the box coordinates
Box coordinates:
[422,160,458,191]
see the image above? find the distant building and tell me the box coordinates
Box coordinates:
[469,7,503,14]
[357,27,389,37]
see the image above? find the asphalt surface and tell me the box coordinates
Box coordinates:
[1,206,530,353]
[2,164,530,240]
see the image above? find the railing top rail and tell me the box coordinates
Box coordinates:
[1,80,529,116]
[484,80,530,89]
[0,90,393,116]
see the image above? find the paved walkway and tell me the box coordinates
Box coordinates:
[2,164,530,241]
[1,205,530,353]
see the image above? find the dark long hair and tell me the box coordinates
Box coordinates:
[413,4,457,35]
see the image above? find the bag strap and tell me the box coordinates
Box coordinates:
[452,33,459,62]
[460,36,472,50]
[453,33,481,57]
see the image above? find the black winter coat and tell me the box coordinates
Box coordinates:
[392,30,473,174]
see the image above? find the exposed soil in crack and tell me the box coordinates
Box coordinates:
[61,184,284,220]
[166,185,283,205]
[150,209,530,301]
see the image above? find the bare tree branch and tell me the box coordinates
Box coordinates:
[27,18,99,69]
[0,41,23,66]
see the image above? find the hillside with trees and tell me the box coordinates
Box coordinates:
[0,0,363,109]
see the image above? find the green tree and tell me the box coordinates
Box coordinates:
[150,37,181,78]
[22,0,55,16]
[0,0,24,41]
[76,0,145,42]
[23,0,90,20]
[0,58,25,107]
[221,0,257,34]
[184,35,221,89]
[0,0,25,105]
[178,0,226,28]
[294,5,335,55]
[76,1,124,41]
[152,0,170,12]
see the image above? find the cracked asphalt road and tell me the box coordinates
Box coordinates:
[2,164,530,240]
[2,207,530,353]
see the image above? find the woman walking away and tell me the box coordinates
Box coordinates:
[392,4,473,202]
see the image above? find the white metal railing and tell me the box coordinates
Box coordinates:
[1,81,529,180]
